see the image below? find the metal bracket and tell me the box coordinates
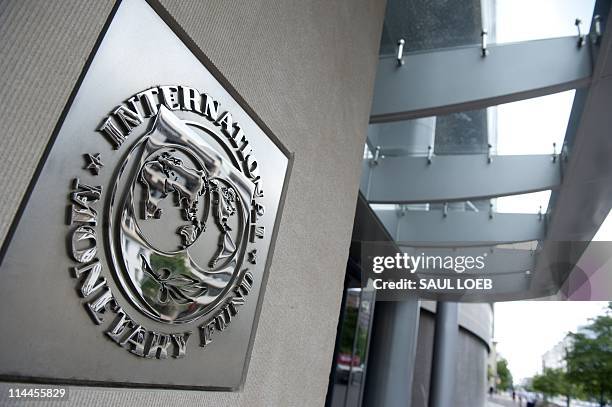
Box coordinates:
[552,142,558,163]
[427,145,433,165]
[397,39,405,66]
[443,202,448,218]
[592,15,602,44]
[561,143,569,163]
[488,203,494,219]
[487,143,493,164]
[481,30,489,57]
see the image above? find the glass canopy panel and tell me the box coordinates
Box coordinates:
[367,109,490,157]
[494,191,552,214]
[494,0,596,44]
[371,194,550,215]
[496,90,575,156]
[433,109,489,155]
[379,0,482,55]
[366,91,576,157]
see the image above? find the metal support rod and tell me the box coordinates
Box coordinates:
[466,200,479,212]
[372,146,381,166]
[397,39,405,66]
[575,19,586,48]
[538,205,543,221]
[481,30,488,57]
[428,302,459,407]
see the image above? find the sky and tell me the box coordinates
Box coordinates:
[492,0,607,384]
[492,0,596,216]
[495,0,596,44]
[494,301,609,382]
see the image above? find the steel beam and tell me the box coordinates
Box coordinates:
[375,209,545,244]
[370,37,592,123]
[362,154,561,203]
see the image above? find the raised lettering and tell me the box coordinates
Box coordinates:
[199,321,216,348]
[251,201,265,222]
[202,93,219,121]
[250,225,265,243]
[112,104,143,133]
[70,179,101,225]
[72,260,105,298]
[70,225,97,263]
[229,124,244,148]
[216,111,233,136]
[160,85,180,110]
[122,325,147,357]
[98,118,126,149]
[86,288,116,324]
[135,88,160,117]
[171,332,191,358]
[180,86,201,112]
[244,154,260,180]
[106,309,133,343]
[145,332,171,359]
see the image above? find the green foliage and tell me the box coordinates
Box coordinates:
[565,302,612,407]
[497,358,513,390]
[339,307,358,355]
[338,304,368,363]
[532,367,581,403]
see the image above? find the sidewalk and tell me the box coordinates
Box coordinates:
[487,395,519,407]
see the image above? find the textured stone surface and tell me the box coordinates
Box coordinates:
[0,0,385,405]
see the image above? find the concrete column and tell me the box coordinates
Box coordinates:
[429,302,459,407]
[363,297,420,407]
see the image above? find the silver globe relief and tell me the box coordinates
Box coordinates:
[110,106,254,324]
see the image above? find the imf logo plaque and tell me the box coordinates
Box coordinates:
[0,0,289,389]
[68,86,268,358]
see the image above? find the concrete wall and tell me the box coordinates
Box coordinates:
[0,0,385,405]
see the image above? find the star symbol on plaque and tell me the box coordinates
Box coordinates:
[84,153,104,175]
[248,249,258,265]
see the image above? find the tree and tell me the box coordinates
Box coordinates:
[497,358,513,391]
[532,368,559,401]
[532,368,581,407]
[566,302,612,407]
